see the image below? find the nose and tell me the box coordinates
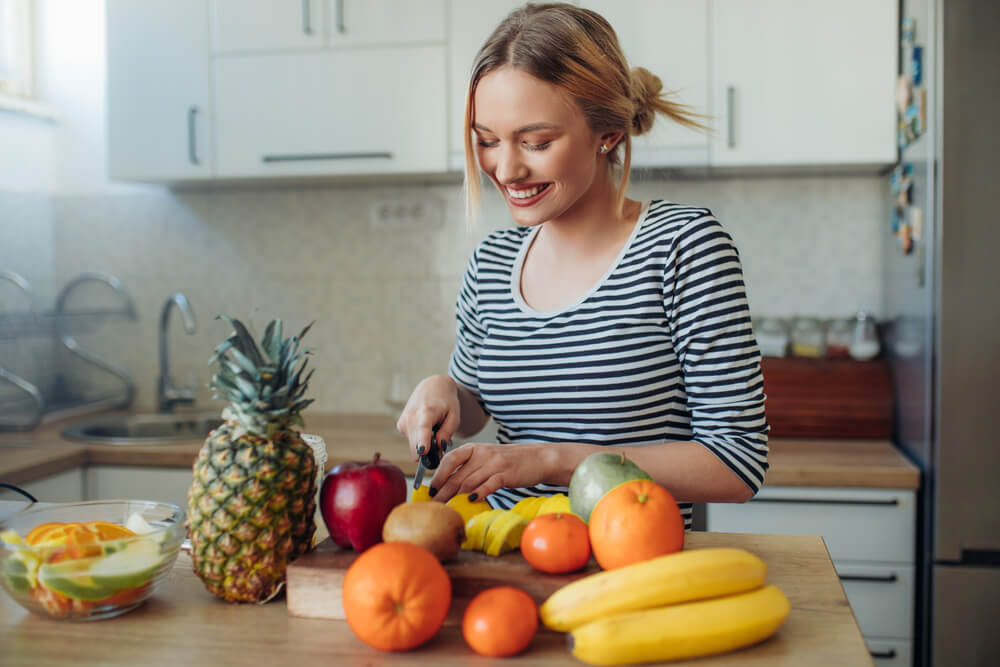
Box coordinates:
[494,143,528,184]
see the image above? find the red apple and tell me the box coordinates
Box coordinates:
[320,452,407,552]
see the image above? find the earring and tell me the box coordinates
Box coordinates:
[599,144,609,154]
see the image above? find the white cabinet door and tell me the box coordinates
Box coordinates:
[447,0,524,169]
[710,0,897,167]
[106,0,214,182]
[85,466,194,510]
[328,0,445,47]
[213,47,447,177]
[212,0,325,54]
[583,1,710,167]
[0,469,84,504]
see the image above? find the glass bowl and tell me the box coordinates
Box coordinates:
[0,500,185,621]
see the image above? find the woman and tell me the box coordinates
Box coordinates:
[396,3,768,529]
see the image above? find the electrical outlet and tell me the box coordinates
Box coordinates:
[368,196,444,229]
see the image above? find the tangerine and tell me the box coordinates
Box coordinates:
[462,586,538,657]
[520,513,591,574]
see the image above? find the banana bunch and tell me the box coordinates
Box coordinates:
[462,494,575,557]
[540,547,791,665]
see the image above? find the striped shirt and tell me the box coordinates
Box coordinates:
[447,200,769,529]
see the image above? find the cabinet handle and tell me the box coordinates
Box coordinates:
[726,86,735,148]
[839,572,899,583]
[870,648,897,659]
[335,0,346,33]
[750,497,899,507]
[187,106,199,165]
[301,0,313,35]
[262,152,393,163]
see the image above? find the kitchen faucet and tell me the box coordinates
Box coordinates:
[158,293,197,413]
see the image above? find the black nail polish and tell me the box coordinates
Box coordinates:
[468,493,478,502]
[416,445,425,455]
[428,486,438,498]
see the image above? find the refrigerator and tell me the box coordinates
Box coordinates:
[884,1,1000,665]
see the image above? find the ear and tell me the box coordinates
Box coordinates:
[599,131,625,152]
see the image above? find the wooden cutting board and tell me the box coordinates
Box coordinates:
[286,538,599,630]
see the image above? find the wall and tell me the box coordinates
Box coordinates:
[1,0,888,420]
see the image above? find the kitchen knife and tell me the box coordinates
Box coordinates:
[412,425,445,490]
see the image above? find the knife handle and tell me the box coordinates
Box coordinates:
[420,430,444,469]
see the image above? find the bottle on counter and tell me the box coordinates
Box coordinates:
[824,318,854,359]
[849,310,881,361]
[754,317,790,358]
[790,317,825,358]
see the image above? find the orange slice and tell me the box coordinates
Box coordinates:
[25,522,69,546]
[85,521,137,541]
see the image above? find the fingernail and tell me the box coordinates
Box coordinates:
[429,486,438,498]
[468,493,478,502]
[416,445,425,455]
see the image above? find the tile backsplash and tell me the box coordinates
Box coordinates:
[1,173,886,416]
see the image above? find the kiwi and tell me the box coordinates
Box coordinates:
[382,502,466,562]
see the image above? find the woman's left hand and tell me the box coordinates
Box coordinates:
[426,442,558,503]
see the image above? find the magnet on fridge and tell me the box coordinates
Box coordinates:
[911,206,924,242]
[892,207,902,233]
[902,17,915,45]
[898,223,914,255]
[911,46,923,86]
[896,75,912,116]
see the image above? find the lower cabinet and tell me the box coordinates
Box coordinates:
[0,468,85,504]
[84,466,194,510]
[707,485,916,666]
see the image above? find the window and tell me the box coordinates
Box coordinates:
[0,0,48,116]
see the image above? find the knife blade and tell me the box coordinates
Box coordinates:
[412,425,444,490]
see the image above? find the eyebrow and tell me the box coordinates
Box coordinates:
[473,122,561,134]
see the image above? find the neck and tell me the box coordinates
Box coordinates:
[539,172,639,258]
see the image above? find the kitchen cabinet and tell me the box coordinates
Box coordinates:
[326,0,445,47]
[84,466,193,510]
[582,1,710,168]
[709,0,897,168]
[106,0,214,182]
[707,485,916,665]
[0,468,84,504]
[213,46,447,177]
[212,0,325,54]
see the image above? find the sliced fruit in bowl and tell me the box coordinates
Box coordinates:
[0,500,185,620]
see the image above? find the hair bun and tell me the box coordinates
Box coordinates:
[629,67,663,135]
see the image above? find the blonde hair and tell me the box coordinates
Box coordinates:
[463,2,710,222]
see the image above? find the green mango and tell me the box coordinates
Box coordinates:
[568,451,652,523]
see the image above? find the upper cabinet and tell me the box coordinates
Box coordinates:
[212,0,326,54]
[582,1,710,168]
[106,0,214,182]
[326,0,445,47]
[709,0,898,168]
[106,0,899,184]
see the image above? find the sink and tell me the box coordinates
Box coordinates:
[61,413,223,445]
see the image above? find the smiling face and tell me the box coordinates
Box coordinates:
[472,67,615,228]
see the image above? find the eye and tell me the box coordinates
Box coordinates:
[476,137,498,148]
[524,141,551,151]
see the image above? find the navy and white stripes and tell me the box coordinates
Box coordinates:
[448,200,769,529]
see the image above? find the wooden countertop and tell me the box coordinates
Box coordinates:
[0,412,920,490]
[0,530,873,667]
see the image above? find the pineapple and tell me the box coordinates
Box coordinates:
[188,316,318,603]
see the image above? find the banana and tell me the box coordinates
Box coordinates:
[568,585,790,665]
[462,509,505,551]
[540,547,766,632]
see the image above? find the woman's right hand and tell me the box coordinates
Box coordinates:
[395,374,462,462]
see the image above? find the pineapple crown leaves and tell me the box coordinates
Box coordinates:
[208,316,316,426]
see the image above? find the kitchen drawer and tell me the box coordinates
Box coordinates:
[865,637,913,666]
[836,562,914,639]
[706,486,915,562]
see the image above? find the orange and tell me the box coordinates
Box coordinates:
[520,513,591,574]
[588,479,684,570]
[341,542,451,652]
[462,586,538,657]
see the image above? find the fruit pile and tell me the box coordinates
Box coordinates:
[0,514,166,618]
[321,450,790,663]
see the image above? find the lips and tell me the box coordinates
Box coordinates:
[504,183,551,207]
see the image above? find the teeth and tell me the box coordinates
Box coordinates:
[507,184,547,199]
